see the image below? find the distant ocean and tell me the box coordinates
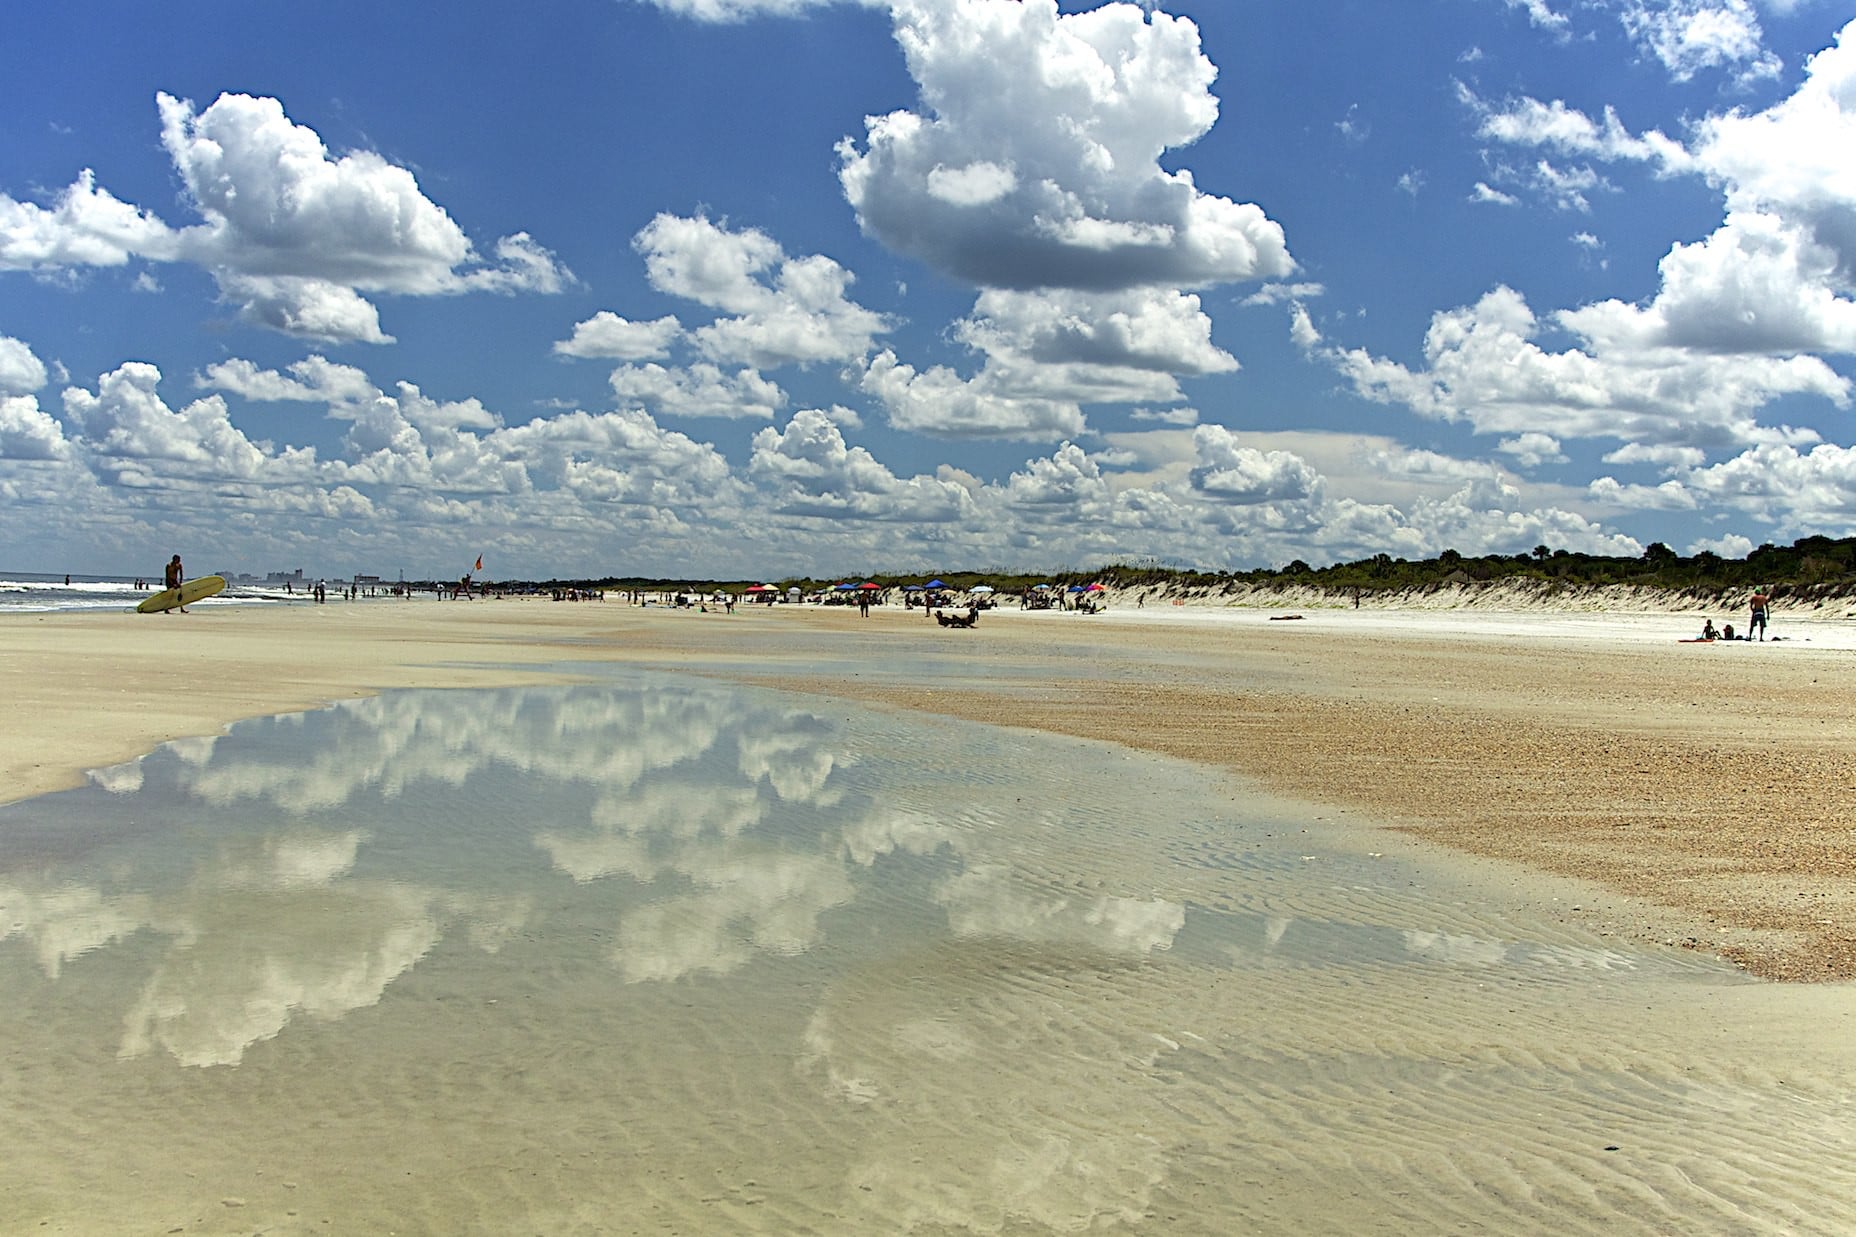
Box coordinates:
[0,571,298,613]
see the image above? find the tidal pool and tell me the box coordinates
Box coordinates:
[2,674,1851,1234]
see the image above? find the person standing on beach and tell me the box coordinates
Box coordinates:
[164,553,189,614]
[1749,588,1771,641]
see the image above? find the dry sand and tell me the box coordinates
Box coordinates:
[2,595,1851,981]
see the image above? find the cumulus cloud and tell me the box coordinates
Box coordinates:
[1692,20,1856,287]
[1190,425,1322,505]
[959,288,1236,377]
[748,407,970,520]
[0,169,178,271]
[632,213,889,368]
[1334,284,1849,452]
[1002,441,1115,512]
[0,92,568,345]
[1498,432,1568,469]
[199,354,379,406]
[0,336,48,395]
[554,312,684,360]
[1464,21,1856,365]
[609,361,786,420]
[62,362,316,485]
[496,407,736,510]
[859,348,1085,439]
[0,394,70,461]
[838,0,1293,292]
[1681,440,1856,529]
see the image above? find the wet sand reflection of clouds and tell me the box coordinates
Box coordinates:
[1,674,1853,1234]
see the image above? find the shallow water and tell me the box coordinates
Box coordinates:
[2,673,1852,1234]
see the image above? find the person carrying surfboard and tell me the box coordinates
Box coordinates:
[165,553,189,614]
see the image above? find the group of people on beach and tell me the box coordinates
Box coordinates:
[1700,589,1772,642]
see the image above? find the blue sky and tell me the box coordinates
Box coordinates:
[3,0,1853,581]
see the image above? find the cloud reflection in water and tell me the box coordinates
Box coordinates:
[4,678,1184,1067]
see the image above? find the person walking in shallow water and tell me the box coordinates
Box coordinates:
[164,553,189,614]
[1749,588,1771,641]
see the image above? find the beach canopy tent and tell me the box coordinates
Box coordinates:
[859,582,881,589]
[745,584,774,592]
[834,582,857,590]
[904,585,922,591]
[924,579,947,589]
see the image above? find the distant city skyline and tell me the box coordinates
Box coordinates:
[4,1,1854,580]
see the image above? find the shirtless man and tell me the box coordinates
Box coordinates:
[1749,588,1770,641]
[164,553,189,614]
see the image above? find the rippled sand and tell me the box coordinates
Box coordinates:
[4,675,1854,1234]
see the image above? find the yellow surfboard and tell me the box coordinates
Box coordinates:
[136,575,227,613]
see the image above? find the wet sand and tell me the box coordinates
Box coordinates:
[2,597,1852,981]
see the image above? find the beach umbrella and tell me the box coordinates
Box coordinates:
[971,584,995,594]
[1085,583,1105,592]
[1067,585,1086,593]
[1034,583,1052,590]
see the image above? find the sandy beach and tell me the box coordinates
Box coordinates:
[6,594,1856,1235]
[3,595,1851,982]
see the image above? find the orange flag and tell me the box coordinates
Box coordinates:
[474,555,483,572]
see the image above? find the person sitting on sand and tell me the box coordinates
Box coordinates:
[1701,618,1718,640]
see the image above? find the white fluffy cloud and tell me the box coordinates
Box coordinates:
[838,0,1293,292]
[959,288,1236,377]
[554,312,684,361]
[0,93,568,345]
[859,349,1085,440]
[1680,441,1856,529]
[0,394,70,461]
[1334,285,1848,450]
[1620,0,1779,84]
[748,407,971,520]
[1189,425,1322,505]
[199,355,379,406]
[1467,19,1856,363]
[632,214,889,368]
[1693,20,1856,286]
[0,335,48,395]
[608,362,786,420]
[62,362,315,485]
[0,170,178,271]
[1002,441,1115,512]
